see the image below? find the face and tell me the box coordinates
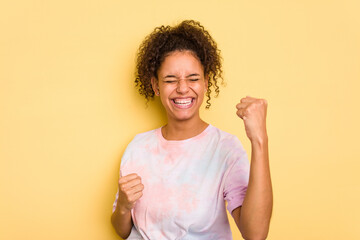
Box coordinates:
[151,50,208,123]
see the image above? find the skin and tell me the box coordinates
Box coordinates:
[111,50,273,239]
[111,173,144,239]
[151,50,209,140]
[234,96,273,240]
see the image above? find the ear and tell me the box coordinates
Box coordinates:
[151,77,159,96]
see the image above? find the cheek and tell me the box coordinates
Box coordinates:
[195,84,207,96]
[159,95,168,107]
[159,88,172,105]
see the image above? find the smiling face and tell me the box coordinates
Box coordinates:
[151,50,208,123]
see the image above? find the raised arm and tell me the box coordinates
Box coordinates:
[232,96,273,240]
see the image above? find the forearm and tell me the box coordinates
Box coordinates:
[239,137,273,240]
[111,204,133,239]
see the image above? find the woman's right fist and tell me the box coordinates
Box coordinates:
[117,173,144,212]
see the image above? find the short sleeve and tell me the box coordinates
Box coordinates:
[112,138,135,213]
[111,131,152,213]
[223,138,250,215]
[112,190,119,213]
[112,168,125,213]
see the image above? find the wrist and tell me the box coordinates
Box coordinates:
[117,204,131,215]
[250,135,268,149]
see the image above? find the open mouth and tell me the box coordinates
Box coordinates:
[172,98,194,109]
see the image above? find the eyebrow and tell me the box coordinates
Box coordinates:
[163,73,200,78]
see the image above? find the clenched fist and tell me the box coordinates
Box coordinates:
[236,96,268,143]
[117,173,144,213]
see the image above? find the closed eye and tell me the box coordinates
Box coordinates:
[164,80,176,83]
[189,79,199,82]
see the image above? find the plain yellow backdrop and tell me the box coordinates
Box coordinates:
[1,0,359,239]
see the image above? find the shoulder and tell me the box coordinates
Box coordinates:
[209,125,247,160]
[120,128,160,167]
[126,128,159,148]
[210,125,243,147]
[121,128,159,157]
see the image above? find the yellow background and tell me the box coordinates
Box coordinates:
[1,0,359,239]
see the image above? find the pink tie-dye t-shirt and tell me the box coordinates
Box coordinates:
[113,124,250,240]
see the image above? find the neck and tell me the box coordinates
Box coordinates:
[162,116,208,141]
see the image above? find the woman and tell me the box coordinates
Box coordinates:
[111,20,272,240]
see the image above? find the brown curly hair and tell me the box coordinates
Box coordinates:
[135,20,223,109]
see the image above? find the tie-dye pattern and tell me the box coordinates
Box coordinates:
[113,125,249,240]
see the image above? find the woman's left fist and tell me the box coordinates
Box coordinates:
[236,96,268,143]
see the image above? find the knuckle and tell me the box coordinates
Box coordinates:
[120,185,127,192]
[254,101,262,108]
[259,99,267,105]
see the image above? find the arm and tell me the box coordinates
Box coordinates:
[111,205,133,239]
[233,96,273,240]
[111,173,144,239]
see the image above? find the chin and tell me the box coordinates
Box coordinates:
[169,111,198,122]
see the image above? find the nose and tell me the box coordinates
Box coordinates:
[176,79,189,94]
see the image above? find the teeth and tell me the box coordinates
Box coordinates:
[174,98,192,104]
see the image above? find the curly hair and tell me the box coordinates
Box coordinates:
[135,20,223,109]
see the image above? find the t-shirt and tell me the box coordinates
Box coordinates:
[113,124,250,240]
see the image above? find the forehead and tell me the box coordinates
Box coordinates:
[158,51,204,77]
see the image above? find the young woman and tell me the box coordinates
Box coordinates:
[111,20,272,240]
